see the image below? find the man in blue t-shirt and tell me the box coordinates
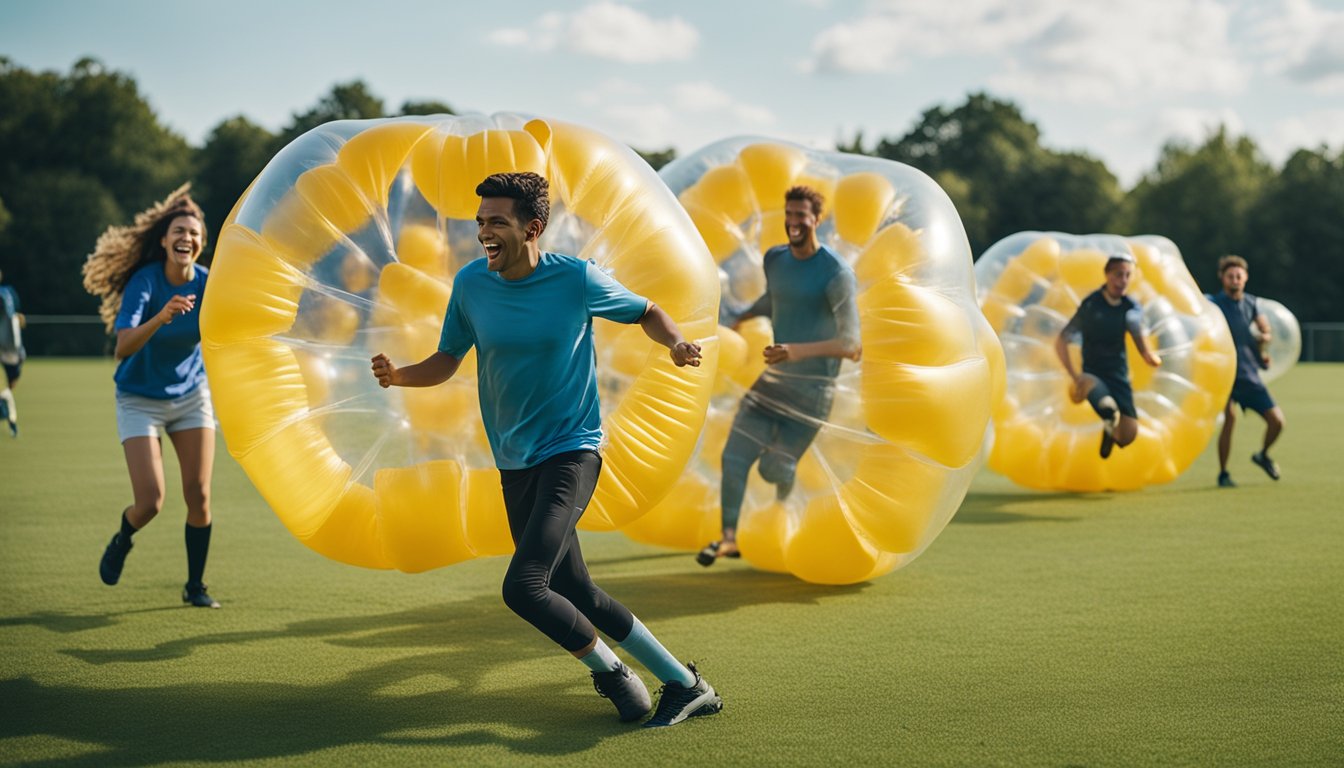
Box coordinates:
[0,268,25,436]
[1208,255,1284,487]
[700,186,861,566]
[371,172,721,728]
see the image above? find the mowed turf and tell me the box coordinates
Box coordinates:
[1,359,1341,767]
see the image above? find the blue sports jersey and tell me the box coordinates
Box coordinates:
[741,244,859,380]
[113,263,208,399]
[1062,287,1143,380]
[438,252,650,470]
[0,284,23,359]
[1208,291,1265,386]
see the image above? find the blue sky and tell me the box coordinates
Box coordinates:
[3,0,1342,185]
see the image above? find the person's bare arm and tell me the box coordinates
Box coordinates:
[371,350,462,388]
[1254,314,1272,368]
[114,294,196,360]
[639,302,701,367]
[764,338,861,365]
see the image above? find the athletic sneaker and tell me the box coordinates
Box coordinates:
[591,661,652,722]
[183,582,221,608]
[99,533,133,586]
[695,541,741,567]
[1099,413,1117,460]
[1251,451,1280,481]
[1217,471,1237,488]
[643,662,722,728]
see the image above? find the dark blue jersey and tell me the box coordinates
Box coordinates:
[1208,291,1265,386]
[1062,288,1143,380]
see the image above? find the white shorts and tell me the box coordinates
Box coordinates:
[115,386,215,443]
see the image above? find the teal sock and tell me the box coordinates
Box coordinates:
[617,618,696,687]
[577,638,620,673]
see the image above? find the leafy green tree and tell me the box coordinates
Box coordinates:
[194,115,275,246]
[398,99,456,116]
[0,58,192,318]
[635,147,676,171]
[1121,127,1274,294]
[271,80,386,153]
[1247,146,1344,321]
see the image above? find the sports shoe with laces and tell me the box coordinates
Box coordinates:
[99,533,132,586]
[591,661,651,722]
[1217,471,1236,488]
[642,662,722,728]
[183,582,221,608]
[1098,409,1117,460]
[695,541,741,567]
[1251,451,1280,480]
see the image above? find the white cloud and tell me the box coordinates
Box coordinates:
[572,79,776,150]
[486,2,698,63]
[804,0,1248,102]
[1243,0,1344,91]
[1261,109,1344,164]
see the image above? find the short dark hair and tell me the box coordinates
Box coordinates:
[1218,254,1248,276]
[476,172,550,233]
[785,185,825,218]
[1104,251,1136,273]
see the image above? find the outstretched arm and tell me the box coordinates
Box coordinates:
[371,350,462,388]
[114,293,196,360]
[639,302,701,367]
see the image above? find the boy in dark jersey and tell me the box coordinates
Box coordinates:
[371,172,721,728]
[1208,255,1284,486]
[1055,251,1162,459]
[699,186,861,565]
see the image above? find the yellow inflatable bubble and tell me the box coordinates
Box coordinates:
[201,114,719,572]
[976,232,1237,492]
[622,138,1003,585]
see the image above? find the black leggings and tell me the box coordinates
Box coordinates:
[499,449,634,653]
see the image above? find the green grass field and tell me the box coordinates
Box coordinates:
[2,359,1341,767]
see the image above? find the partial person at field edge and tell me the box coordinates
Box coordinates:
[0,268,26,437]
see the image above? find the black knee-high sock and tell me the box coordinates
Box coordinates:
[185,523,212,586]
[120,512,138,542]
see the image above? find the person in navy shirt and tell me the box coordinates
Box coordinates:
[1208,255,1285,486]
[371,172,721,728]
[83,187,221,608]
[0,268,25,436]
[700,186,861,567]
[1055,251,1162,460]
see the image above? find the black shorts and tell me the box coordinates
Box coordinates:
[1229,379,1276,415]
[2,360,19,386]
[1086,370,1137,419]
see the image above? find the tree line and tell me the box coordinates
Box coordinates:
[1,58,1340,345]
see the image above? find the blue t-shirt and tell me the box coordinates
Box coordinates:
[742,244,859,380]
[0,284,23,360]
[113,263,208,399]
[438,253,650,470]
[1062,287,1143,380]
[1208,291,1265,385]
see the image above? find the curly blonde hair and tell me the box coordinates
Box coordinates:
[82,184,207,332]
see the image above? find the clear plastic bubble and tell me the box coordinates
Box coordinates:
[622,138,1003,585]
[1251,297,1300,384]
[200,114,720,572]
[976,232,1237,492]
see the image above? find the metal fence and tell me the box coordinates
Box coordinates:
[16,316,1344,362]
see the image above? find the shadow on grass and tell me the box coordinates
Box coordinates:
[4,570,854,763]
[952,492,1107,524]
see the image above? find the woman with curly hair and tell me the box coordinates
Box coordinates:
[83,184,220,608]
